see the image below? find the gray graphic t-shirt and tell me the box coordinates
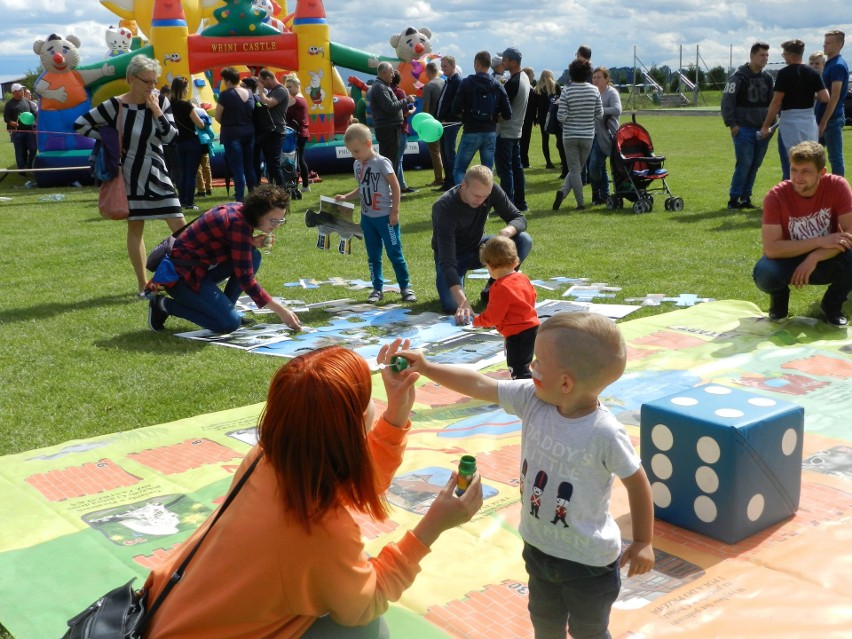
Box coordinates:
[499,380,640,566]
[353,154,394,219]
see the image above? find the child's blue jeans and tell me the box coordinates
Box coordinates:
[360,214,411,291]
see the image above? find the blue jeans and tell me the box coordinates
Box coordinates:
[434,231,533,312]
[753,251,852,310]
[729,126,770,198]
[523,543,621,639]
[777,132,789,181]
[361,214,410,291]
[176,139,203,208]
[822,117,845,176]
[11,131,37,170]
[222,133,257,202]
[440,122,460,188]
[496,136,526,209]
[453,131,496,186]
[164,249,262,333]
[588,140,609,201]
[395,131,409,189]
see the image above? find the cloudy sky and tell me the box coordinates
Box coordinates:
[1,0,849,82]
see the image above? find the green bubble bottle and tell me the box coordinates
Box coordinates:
[455,455,477,496]
[389,355,409,373]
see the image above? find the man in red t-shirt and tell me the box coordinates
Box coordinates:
[753,141,852,326]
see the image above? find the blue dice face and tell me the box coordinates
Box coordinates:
[641,385,804,544]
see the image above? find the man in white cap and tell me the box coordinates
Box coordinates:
[3,83,38,170]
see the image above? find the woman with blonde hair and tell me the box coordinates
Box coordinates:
[75,54,185,297]
[534,69,566,172]
[285,73,312,191]
[142,339,482,639]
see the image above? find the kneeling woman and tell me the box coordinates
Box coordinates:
[142,340,483,638]
[148,184,300,332]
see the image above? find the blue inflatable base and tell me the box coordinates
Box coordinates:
[210,136,434,179]
[34,151,95,188]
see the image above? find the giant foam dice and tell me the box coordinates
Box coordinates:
[640,384,803,544]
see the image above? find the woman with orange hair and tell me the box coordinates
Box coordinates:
[142,339,483,639]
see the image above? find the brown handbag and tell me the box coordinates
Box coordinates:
[98,100,129,221]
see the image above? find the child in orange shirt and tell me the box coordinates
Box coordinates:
[473,236,540,378]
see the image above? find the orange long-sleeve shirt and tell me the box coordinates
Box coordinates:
[143,416,428,638]
[473,271,539,337]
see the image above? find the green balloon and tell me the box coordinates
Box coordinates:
[18,112,35,126]
[418,118,443,143]
[411,112,430,129]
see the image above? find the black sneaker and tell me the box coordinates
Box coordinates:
[820,302,848,327]
[367,289,384,303]
[727,197,740,210]
[148,295,169,331]
[400,287,417,302]
[739,197,754,208]
[767,291,789,321]
[553,191,565,211]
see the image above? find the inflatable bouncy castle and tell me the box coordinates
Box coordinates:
[30,0,439,185]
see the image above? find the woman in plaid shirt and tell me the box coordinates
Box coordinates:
[148,184,301,333]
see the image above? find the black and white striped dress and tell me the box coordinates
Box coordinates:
[75,96,182,220]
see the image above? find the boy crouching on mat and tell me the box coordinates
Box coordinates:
[472,236,539,379]
[398,312,655,638]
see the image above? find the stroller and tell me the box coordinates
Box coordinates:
[281,126,301,200]
[607,115,683,213]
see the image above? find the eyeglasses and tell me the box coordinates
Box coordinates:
[267,217,287,227]
[134,75,158,86]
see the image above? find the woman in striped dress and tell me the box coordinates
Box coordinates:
[75,55,185,297]
[552,58,603,211]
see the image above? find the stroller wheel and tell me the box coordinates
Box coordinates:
[615,197,624,209]
[642,196,653,212]
[632,200,646,214]
[671,197,684,212]
[605,196,615,210]
[664,197,673,211]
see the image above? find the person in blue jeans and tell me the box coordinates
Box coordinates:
[335,123,416,304]
[148,184,301,333]
[753,141,852,327]
[450,51,512,186]
[216,67,257,202]
[169,76,205,210]
[432,165,532,324]
[721,42,775,209]
[816,30,848,177]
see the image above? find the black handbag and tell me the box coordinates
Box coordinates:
[544,93,562,135]
[61,454,262,639]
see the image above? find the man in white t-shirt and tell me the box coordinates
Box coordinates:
[753,141,852,326]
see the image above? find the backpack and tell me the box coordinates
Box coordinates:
[253,102,276,135]
[469,84,497,122]
[544,93,562,135]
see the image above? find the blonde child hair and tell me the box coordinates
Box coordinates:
[537,313,627,391]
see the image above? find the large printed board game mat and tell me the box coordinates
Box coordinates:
[1,300,851,638]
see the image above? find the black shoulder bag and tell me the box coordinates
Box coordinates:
[61,453,262,639]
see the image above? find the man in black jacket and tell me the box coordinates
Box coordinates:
[368,61,414,165]
[434,56,462,191]
[450,51,511,186]
[721,41,774,209]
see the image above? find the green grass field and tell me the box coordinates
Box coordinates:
[2,113,850,460]
[1,107,851,638]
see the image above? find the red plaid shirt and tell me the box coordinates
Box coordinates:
[171,203,272,308]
